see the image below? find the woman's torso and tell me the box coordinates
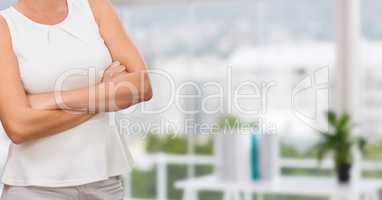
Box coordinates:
[0,0,133,187]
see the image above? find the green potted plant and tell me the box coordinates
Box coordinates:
[316,111,366,184]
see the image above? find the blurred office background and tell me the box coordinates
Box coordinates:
[1,0,382,199]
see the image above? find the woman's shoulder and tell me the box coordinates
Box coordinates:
[69,0,111,26]
[0,13,10,36]
[0,13,13,55]
[87,0,119,25]
[88,0,113,7]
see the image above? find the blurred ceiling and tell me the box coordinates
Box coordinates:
[0,0,228,8]
[112,0,230,5]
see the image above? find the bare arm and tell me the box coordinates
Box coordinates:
[29,65,152,112]
[90,0,147,73]
[28,0,152,112]
[0,17,94,144]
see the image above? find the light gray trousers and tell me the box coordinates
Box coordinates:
[0,176,124,200]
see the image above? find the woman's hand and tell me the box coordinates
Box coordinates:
[101,61,127,83]
[28,61,128,110]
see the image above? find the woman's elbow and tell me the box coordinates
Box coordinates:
[141,71,153,102]
[143,80,153,102]
[9,134,25,145]
[4,122,28,144]
[114,71,153,110]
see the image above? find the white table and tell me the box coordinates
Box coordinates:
[175,175,382,200]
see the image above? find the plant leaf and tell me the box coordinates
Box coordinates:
[315,136,337,162]
[357,138,367,154]
[315,142,328,162]
[327,111,337,127]
[338,113,350,129]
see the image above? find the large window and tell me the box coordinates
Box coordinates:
[116,1,337,199]
[361,0,382,161]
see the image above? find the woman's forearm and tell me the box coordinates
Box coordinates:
[6,109,95,144]
[29,71,152,112]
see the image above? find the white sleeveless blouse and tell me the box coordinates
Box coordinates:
[0,0,133,187]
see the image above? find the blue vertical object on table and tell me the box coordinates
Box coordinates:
[251,132,260,180]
